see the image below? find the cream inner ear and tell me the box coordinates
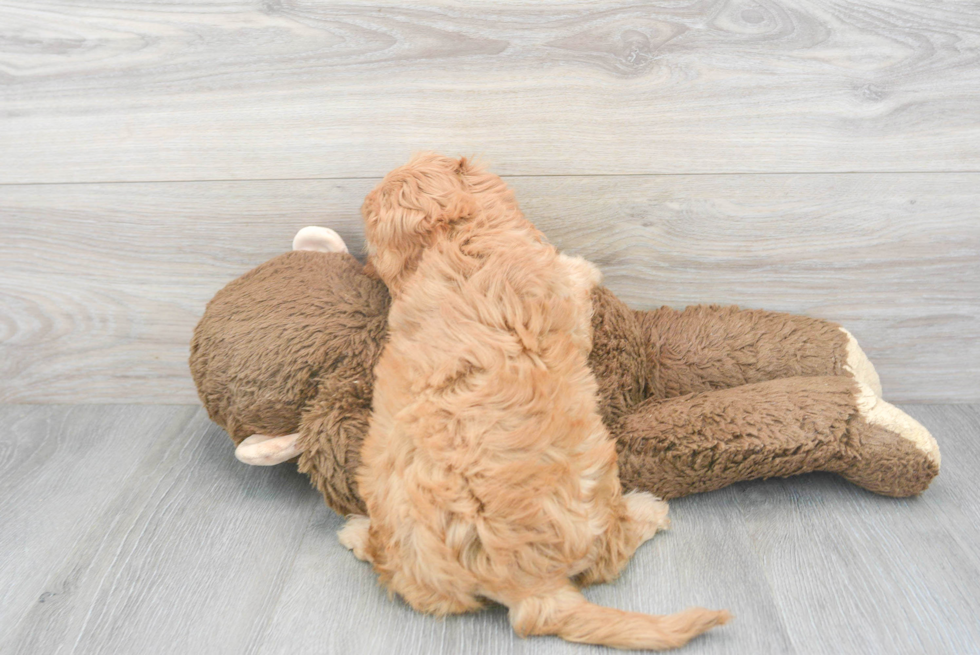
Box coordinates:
[292,226,348,253]
[235,433,302,466]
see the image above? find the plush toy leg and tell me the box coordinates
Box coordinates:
[829,383,940,496]
[634,305,881,400]
[292,226,349,253]
[295,374,375,516]
[614,376,938,499]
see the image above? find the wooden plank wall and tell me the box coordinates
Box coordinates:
[1,0,978,403]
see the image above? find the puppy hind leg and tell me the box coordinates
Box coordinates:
[384,553,485,616]
[576,492,669,587]
[341,516,484,615]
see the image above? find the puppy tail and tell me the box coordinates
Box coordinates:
[508,583,730,650]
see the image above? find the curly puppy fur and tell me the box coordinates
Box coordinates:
[341,153,729,650]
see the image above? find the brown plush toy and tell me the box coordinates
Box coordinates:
[191,212,939,519]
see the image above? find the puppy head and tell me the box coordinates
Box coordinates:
[362,153,479,293]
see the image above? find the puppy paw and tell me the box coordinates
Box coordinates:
[338,515,372,562]
[624,491,670,543]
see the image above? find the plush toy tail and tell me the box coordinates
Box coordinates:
[508,583,730,650]
[292,226,348,253]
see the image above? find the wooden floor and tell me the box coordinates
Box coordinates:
[0,403,977,654]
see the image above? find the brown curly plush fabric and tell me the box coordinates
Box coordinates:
[191,251,390,445]
[636,304,851,399]
[191,250,939,516]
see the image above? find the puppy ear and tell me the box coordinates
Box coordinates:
[363,163,477,242]
[428,183,478,231]
[362,153,480,289]
[455,156,472,176]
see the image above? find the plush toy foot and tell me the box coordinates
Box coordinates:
[292,226,348,253]
[833,383,940,496]
[624,491,670,543]
[235,433,303,465]
[338,515,373,562]
[840,328,883,397]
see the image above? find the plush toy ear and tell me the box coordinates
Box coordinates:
[235,433,302,466]
[292,226,348,253]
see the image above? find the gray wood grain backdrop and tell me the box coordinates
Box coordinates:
[2,174,977,403]
[1,0,979,403]
[2,0,979,182]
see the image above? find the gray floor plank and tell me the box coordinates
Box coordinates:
[250,487,791,655]
[732,404,980,654]
[0,405,196,644]
[3,404,978,654]
[590,489,796,655]
[897,405,980,598]
[2,172,976,404]
[0,406,320,655]
[909,405,980,525]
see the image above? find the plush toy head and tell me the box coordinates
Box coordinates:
[190,246,390,448]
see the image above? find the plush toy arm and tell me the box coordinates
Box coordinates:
[634,305,881,400]
[295,371,373,516]
[613,375,939,500]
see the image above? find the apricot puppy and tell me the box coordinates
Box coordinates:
[339,153,730,649]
